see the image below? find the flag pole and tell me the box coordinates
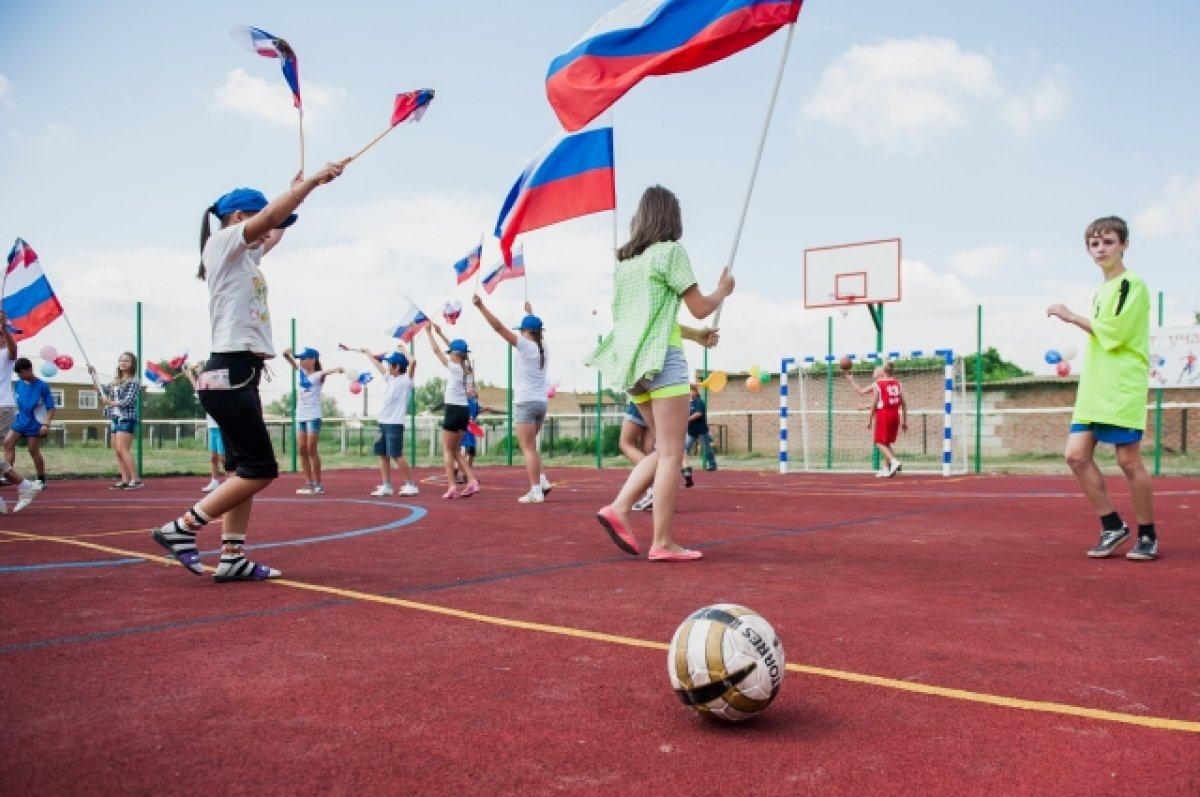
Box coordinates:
[346,124,397,163]
[298,109,306,175]
[711,22,797,330]
[61,311,102,392]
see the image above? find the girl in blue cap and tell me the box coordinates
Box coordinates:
[282,346,344,495]
[472,296,553,503]
[429,323,479,498]
[151,161,345,583]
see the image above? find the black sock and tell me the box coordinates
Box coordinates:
[1137,523,1156,542]
[1100,512,1124,532]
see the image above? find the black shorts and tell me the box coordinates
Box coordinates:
[197,352,278,480]
[442,404,470,432]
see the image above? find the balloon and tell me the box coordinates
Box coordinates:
[349,382,363,395]
[745,376,760,392]
[39,345,58,362]
[700,371,727,392]
[39,361,58,378]
[758,371,771,385]
[748,363,761,378]
[546,386,557,399]
[1044,349,1062,365]
[55,354,74,370]
[1060,345,1077,361]
[1055,361,1071,377]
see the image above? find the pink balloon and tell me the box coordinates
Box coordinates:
[39,345,58,362]
[546,386,557,399]
[349,382,363,394]
[1055,361,1071,377]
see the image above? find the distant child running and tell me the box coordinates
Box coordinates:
[360,346,419,497]
[846,361,907,477]
[586,185,733,562]
[282,346,344,495]
[183,362,224,493]
[473,296,553,503]
[89,352,142,489]
[1047,215,1157,561]
[0,312,20,489]
[4,356,55,489]
[0,352,43,512]
[151,161,346,583]
[429,324,479,498]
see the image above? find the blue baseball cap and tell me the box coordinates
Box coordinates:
[514,315,544,332]
[213,187,297,229]
[382,352,409,367]
[446,339,470,354]
[295,347,319,360]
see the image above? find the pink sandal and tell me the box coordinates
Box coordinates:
[596,506,640,556]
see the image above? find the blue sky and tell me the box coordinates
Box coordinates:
[2,0,1196,412]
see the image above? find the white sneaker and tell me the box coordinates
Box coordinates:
[371,484,395,497]
[201,479,221,493]
[887,460,902,478]
[14,482,42,512]
[540,479,553,496]
[398,483,419,496]
[312,484,326,495]
[0,498,7,514]
[296,484,315,495]
[874,470,888,478]
[518,489,544,504]
[632,488,653,511]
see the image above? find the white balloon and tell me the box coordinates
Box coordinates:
[1061,345,1078,361]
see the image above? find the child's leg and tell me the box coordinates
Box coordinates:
[378,455,392,486]
[1115,441,1154,525]
[395,456,413,485]
[114,431,135,482]
[1064,432,1114,514]
[307,433,322,485]
[441,430,459,489]
[210,452,222,480]
[3,431,16,467]
[27,437,45,481]
[517,422,541,489]
[642,394,691,551]
[297,432,314,483]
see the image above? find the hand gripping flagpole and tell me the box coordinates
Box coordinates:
[711,22,797,331]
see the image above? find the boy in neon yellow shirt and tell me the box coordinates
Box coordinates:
[1047,215,1156,560]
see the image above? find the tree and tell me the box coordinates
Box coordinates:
[414,376,445,412]
[962,347,1031,383]
[143,377,203,419]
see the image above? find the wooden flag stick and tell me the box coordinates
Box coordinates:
[298,109,306,175]
[346,124,397,163]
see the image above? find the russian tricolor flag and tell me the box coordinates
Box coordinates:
[481,245,525,295]
[494,124,615,266]
[3,239,63,342]
[546,0,803,131]
[386,302,430,343]
[390,89,436,126]
[229,25,302,110]
[452,240,482,285]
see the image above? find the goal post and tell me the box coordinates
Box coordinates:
[778,350,967,476]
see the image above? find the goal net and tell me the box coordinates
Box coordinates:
[779,351,968,475]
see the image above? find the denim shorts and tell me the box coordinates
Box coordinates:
[297,418,323,434]
[110,418,137,435]
[624,401,648,428]
[628,347,690,404]
[514,401,547,425]
[197,352,278,480]
[374,423,406,458]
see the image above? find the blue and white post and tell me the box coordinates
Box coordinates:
[936,349,954,477]
[779,357,794,474]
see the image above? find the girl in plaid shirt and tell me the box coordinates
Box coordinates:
[89,352,142,489]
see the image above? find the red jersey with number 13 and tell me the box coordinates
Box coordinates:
[875,378,902,411]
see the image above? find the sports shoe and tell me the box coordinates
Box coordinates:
[14,482,42,513]
[682,467,694,488]
[540,479,553,496]
[1126,535,1159,561]
[632,488,654,511]
[296,484,315,495]
[518,489,544,504]
[150,525,205,575]
[111,482,129,490]
[33,480,46,490]
[1087,525,1131,558]
[887,461,902,478]
[398,483,419,497]
[703,463,717,471]
[201,479,221,493]
[648,545,703,562]
[874,469,889,478]
[370,484,395,497]
[441,487,458,499]
[213,557,281,582]
[312,484,325,495]
[126,481,145,490]
[458,480,480,498]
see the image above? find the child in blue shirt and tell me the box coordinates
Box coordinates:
[0,357,50,509]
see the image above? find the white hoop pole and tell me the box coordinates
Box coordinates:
[712,23,797,330]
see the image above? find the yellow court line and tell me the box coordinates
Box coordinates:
[3,529,1197,735]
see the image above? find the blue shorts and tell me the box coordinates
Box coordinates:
[624,402,647,428]
[110,418,137,435]
[207,428,225,456]
[1069,422,1143,446]
[297,418,322,434]
[10,417,43,437]
[374,423,406,458]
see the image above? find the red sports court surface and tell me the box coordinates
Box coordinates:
[1,468,1198,795]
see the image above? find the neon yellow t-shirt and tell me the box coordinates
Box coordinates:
[1072,268,1150,429]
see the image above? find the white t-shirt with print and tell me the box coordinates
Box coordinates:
[513,336,549,404]
[0,350,15,407]
[378,373,413,424]
[443,363,470,407]
[203,222,275,357]
[296,371,325,422]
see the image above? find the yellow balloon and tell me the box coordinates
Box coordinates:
[748,363,761,378]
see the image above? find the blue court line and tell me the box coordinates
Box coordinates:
[0,499,426,573]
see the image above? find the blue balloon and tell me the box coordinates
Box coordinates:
[1044,350,1062,365]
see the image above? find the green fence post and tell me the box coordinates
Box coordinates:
[975,304,983,474]
[409,343,417,467]
[135,301,143,478]
[507,343,514,466]
[1153,292,1163,476]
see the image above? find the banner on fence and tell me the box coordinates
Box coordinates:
[1150,325,1200,388]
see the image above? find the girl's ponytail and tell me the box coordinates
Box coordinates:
[197,204,218,281]
[530,329,545,370]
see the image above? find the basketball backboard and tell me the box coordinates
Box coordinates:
[803,238,901,309]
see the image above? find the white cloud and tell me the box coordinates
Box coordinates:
[210,68,345,127]
[1135,173,1200,235]
[0,74,13,110]
[948,245,1007,278]
[801,37,1067,152]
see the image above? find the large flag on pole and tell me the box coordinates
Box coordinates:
[3,239,64,341]
[229,25,302,110]
[494,124,615,266]
[546,0,803,131]
[385,302,431,343]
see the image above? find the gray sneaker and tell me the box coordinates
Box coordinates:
[632,489,653,512]
[1125,535,1158,561]
[1087,525,1130,558]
